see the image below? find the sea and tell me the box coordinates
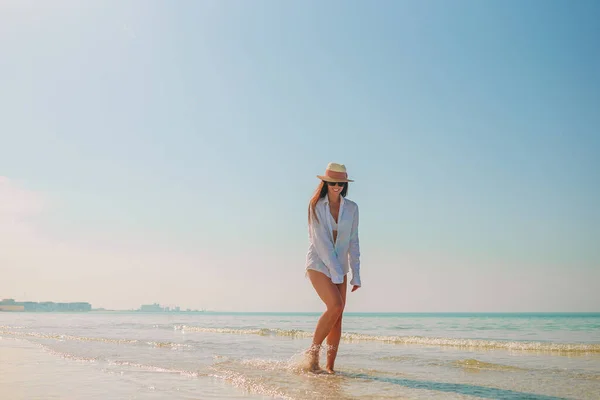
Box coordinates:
[1,312,599,400]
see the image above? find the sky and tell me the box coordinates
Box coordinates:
[1,0,599,312]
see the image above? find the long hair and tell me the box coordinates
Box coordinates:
[308,181,348,224]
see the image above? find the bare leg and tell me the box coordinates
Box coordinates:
[306,270,345,371]
[325,277,347,373]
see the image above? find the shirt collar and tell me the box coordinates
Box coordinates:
[322,194,345,206]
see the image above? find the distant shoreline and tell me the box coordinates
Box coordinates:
[2,310,598,316]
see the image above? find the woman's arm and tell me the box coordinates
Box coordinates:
[349,206,361,287]
[309,208,345,284]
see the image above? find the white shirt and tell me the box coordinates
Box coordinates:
[305,195,361,286]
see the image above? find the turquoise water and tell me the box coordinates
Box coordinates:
[1,312,599,399]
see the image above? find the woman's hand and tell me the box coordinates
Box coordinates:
[351,285,360,292]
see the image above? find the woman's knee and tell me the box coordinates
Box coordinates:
[327,300,344,316]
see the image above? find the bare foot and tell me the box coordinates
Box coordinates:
[309,366,326,374]
[324,367,335,374]
[305,345,321,372]
[307,359,321,373]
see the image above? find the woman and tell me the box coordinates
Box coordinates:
[305,162,361,374]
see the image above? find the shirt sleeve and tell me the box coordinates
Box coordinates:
[308,208,345,284]
[349,205,361,286]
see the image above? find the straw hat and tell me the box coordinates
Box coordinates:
[317,162,354,183]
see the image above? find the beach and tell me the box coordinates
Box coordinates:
[1,312,599,399]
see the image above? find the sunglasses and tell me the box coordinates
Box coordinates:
[325,181,346,187]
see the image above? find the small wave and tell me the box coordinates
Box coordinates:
[341,333,600,353]
[0,325,25,330]
[109,360,205,378]
[377,355,419,362]
[454,359,525,371]
[0,330,190,349]
[40,344,207,378]
[175,325,310,338]
[209,368,295,400]
[43,346,100,363]
[209,355,345,400]
[571,372,600,381]
[174,325,600,353]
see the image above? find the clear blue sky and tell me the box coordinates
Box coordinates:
[1,0,599,312]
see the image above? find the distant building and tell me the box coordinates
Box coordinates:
[139,303,164,312]
[0,298,91,312]
[137,304,190,312]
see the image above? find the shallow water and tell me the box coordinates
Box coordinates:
[1,312,599,399]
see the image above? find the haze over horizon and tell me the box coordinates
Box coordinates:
[1,1,599,313]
